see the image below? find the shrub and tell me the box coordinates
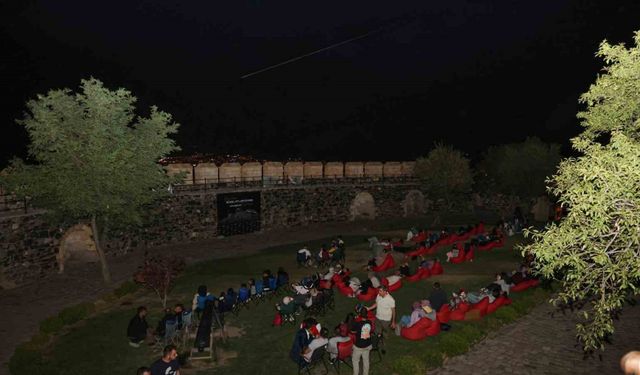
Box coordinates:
[58,302,95,325]
[439,332,470,357]
[113,280,140,298]
[392,355,426,375]
[423,349,444,369]
[134,255,185,307]
[39,316,64,335]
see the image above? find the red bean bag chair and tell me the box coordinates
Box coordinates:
[331,274,342,283]
[372,254,395,272]
[486,299,502,315]
[412,232,427,243]
[450,308,466,321]
[425,245,439,255]
[464,247,475,262]
[357,287,378,301]
[318,279,332,290]
[468,297,490,317]
[338,284,354,297]
[388,280,402,292]
[425,318,441,336]
[476,223,485,235]
[419,267,431,279]
[449,250,466,264]
[511,278,539,292]
[400,318,431,341]
[437,305,451,323]
[405,269,424,282]
[430,261,444,275]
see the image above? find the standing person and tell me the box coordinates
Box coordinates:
[127,306,149,347]
[150,345,180,375]
[429,282,448,312]
[366,285,396,338]
[351,309,373,375]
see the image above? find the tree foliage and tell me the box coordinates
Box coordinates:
[415,144,473,207]
[0,78,181,282]
[521,31,640,353]
[478,137,561,198]
[134,255,185,308]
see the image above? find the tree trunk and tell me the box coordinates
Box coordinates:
[91,215,112,283]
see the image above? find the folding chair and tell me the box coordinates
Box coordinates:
[332,339,353,373]
[153,320,178,352]
[277,302,297,326]
[253,280,266,305]
[177,310,194,348]
[299,346,329,375]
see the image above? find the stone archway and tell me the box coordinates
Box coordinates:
[56,224,98,273]
[350,191,376,221]
[403,189,426,217]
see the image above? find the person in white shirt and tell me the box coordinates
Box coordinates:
[323,267,335,281]
[367,285,396,338]
[298,247,312,260]
[348,277,361,293]
[303,325,328,362]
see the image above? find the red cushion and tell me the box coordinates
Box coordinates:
[425,319,440,336]
[469,297,490,317]
[464,247,475,262]
[318,280,332,290]
[458,302,471,313]
[450,308,466,321]
[357,287,378,301]
[430,262,444,275]
[400,318,431,341]
[436,309,451,323]
[372,254,395,272]
[388,280,402,292]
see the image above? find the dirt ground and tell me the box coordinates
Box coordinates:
[0,220,383,372]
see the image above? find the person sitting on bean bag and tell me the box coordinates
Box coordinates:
[348,276,362,294]
[421,300,436,321]
[385,272,402,288]
[467,288,493,304]
[399,261,411,277]
[395,301,427,335]
[446,244,461,262]
[428,282,448,312]
[491,273,512,295]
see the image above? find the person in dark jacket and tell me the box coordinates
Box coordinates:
[428,282,447,312]
[289,318,317,366]
[127,306,149,347]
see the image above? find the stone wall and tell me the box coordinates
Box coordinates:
[0,182,426,286]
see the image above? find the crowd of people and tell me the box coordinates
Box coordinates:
[296,236,346,268]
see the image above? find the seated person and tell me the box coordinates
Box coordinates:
[217,292,228,313]
[192,285,214,318]
[399,262,411,277]
[238,283,250,303]
[419,257,435,270]
[359,278,373,295]
[303,325,328,363]
[277,267,290,288]
[248,278,257,297]
[368,272,381,288]
[366,257,378,270]
[395,301,427,335]
[127,306,149,347]
[406,227,417,241]
[421,300,436,320]
[428,282,447,311]
[317,245,330,264]
[292,282,310,295]
[297,246,312,265]
[155,308,175,338]
[348,276,361,293]
[328,316,352,360]
[277,296,297,317]
[323,267,336,281]
[172,304,185,329]
[385,272,402,286]
[262,270,273,292]
[446,244,462,262]
[449,289,468,310]
[224,288,237,311]
[467,288,492,304]
[490,273,512,295]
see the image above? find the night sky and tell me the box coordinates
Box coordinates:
[1,0,640,166]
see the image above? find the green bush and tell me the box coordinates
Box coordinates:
[423,349,444,369]
[493,306,519,323]
[58,302,95,325]
[113,280,139,298]
[392,355,427,375]
[439,332,470,357]
[39,316,64,335]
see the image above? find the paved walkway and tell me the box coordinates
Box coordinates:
[0,221,377,373]
[431,299,640,375]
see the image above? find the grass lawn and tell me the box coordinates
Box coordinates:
[21,225,547,375]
